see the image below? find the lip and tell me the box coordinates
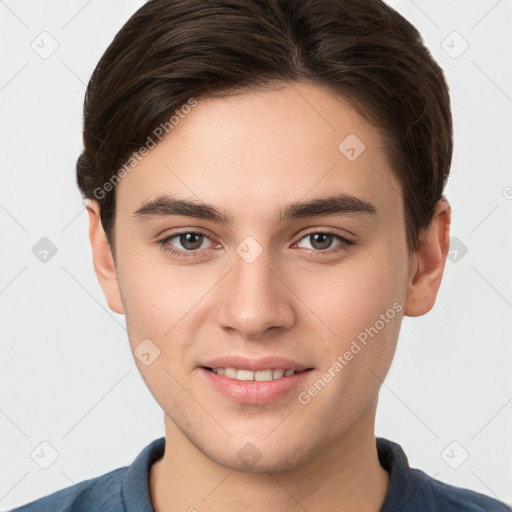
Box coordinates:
[199,366,314,405]
[199,355,313,372]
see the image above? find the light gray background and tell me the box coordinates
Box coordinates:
[1,0,511,509]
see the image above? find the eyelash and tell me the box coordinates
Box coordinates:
[158,229,356,259]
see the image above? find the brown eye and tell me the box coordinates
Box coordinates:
[178,232,205,251]
[296,231,355,253]
[159,231,214,259]
[307,233,334,250]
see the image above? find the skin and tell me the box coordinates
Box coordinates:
[86,81,451,511]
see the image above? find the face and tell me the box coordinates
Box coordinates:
[91,82,427,472]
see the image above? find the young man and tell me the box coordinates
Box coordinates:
[11,0,509,511]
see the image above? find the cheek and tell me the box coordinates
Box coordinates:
[115,260,199,395]
[116,255,173,339]
[297,243,406,389]
[306,244,406,334]
[298,263,404,428]
[117,254,215,350]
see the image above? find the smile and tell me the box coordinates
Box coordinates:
[200,367,314,405]
[206,367,301,381]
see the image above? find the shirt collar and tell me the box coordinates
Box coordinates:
[122,437,165,512]
[377,437,420,511]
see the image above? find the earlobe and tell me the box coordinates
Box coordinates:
[403,200,451,317]
[85,199,125,315]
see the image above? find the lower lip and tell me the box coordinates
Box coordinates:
[199,367,313,405]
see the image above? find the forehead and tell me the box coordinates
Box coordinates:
[115,82,403,225]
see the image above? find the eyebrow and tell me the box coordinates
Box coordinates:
[132,192,377,224]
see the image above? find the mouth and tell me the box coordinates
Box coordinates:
[199,366,315,405]
[202,366,313,381]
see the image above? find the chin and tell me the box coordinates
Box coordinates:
[207,440,314,473]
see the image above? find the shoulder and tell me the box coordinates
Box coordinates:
[9,437,166,512]
[8,467,127,512]
[410,466,511,512]
[377,437,511,512]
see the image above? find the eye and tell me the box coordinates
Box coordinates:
[159,231,215,259]
[295,231,355,254]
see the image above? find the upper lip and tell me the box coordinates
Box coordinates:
[200,355,313,372]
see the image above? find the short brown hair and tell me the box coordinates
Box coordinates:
[76,0,452,256]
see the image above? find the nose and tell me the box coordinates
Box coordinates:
[215,246,296,339]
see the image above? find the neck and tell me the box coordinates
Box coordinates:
[150,396,389,512]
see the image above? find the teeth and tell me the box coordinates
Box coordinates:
[211,367,297,381]
[255,370,273,381]
[237,369,255,381]
[224,367,238,379]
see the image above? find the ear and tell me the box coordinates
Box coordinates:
[404,199,451,317]
[85,199,125,315]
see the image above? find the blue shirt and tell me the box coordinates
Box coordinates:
[10,437,510,511]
